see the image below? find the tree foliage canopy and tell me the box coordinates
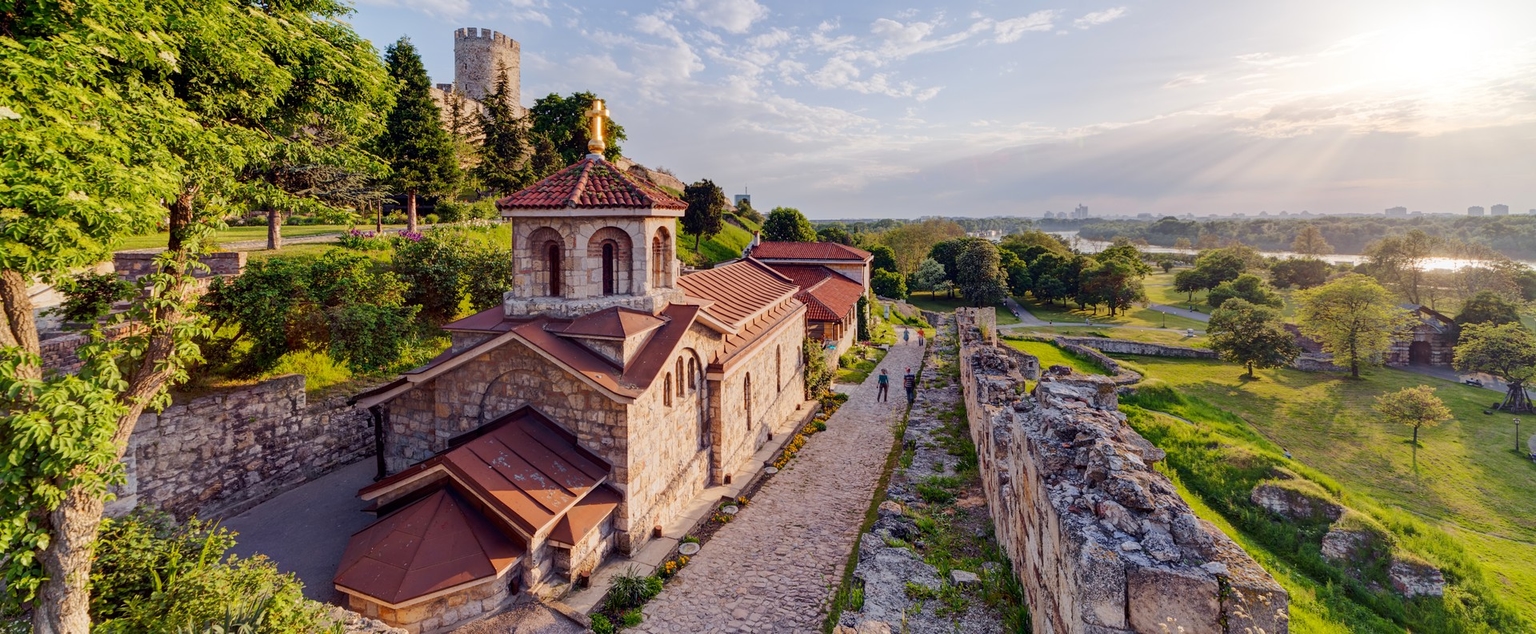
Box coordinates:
[528,91,626,166]
[1296,274,1413,378]
[1208,274,1283,309]
[378,37,458,198]
[763,207,816,242]
[1454,322,1536,413]
[681,179,726,248]
[1208,299,1300,377]
[954,240,1008,307]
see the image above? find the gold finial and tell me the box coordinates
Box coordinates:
[586,99,611,156]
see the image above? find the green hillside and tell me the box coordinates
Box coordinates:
[677,213,759,267]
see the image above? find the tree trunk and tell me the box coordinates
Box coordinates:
[0,269,41,378]
[375,202,383,234]
[31,187,201,633]
[405,192,418,233]
[1247,362,1254,378]
[32,488,105,634]
[267,209,282,250]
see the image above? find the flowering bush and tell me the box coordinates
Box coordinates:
[337,228,388,251]
[657,555,690,579]
[394,229,424,242]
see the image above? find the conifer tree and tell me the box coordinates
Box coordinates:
[378,37,459,231]
[476,64,536,196]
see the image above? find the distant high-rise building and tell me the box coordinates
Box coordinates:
[1491,204,1509,216]
[734,193,751,207]
[1385,206,1407,217]
[1044,211,1056,220]
[1070,204,1090,220]
[1468,206,1485,216]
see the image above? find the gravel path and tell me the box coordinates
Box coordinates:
[634,333,927,633]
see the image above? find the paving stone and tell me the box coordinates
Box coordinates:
[638,339,927,633]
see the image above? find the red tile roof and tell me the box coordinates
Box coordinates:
[548,484,622,547]
[496,156,687,211]
[334,488,523,606]
[748,241,872,262]
[360,408,611,538]
[770,265,864,323]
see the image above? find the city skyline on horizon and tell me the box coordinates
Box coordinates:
[346,0,1536,219]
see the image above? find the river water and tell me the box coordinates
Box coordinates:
[1051,232,1536,272]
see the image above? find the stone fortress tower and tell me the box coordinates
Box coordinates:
[452,27,519,106]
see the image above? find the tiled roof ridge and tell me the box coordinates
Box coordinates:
[743,257,797,284]
[566,160,593,208]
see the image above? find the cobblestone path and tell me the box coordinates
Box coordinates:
[635,335,927,634]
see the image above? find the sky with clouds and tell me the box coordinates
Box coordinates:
[345,0,1536,219]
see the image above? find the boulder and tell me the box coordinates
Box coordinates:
[1389,558,1446,598]
[1250,481,1344,523]
[950,570,980,587]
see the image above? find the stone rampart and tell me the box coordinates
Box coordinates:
[113,251,246,281]
[108,374,374,520]
[956,308,1288,633]
[1058,336,1218,360]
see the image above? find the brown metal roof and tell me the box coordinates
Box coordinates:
[555,306,665,340]
[360,408,610,538]
[749,241,872,262]
[677,259,800,328]
[547,484,622,547]
[334,488,524,606]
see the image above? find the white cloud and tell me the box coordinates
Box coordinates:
[1164,73,1207,89]
[354,0,471,19]
[1074,7,1128,30]
[990,11,1057,43]
[678,0,769,34]
[505,0,551,25]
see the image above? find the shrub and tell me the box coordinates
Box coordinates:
[433,199,498,223]
[392,227,514,325]
[336,229,389,251]
[604,567,662,613]
[91,509,332,634]
[422,213,439,224]
[590,614,614,634]
[51,272,135,323]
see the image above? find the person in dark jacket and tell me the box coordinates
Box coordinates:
[903,367,916,405]
[876,369,890,402]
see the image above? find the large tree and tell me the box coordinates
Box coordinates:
[883,218,966,274]
[869,245,899,273]
[1455,291,1522,329]
[1291,224,1333,256]
[0,0,390,629]
[1454,322,1536,413]
[763,206,816,242]
[955,240,1008,307]
[1374,385,1452,469]
[1270,257,1330,290]
[681,179,726,250]
[1207,274,1283,309]
[909,258,946,293]
[1296,274,1413,378]
[528,91,626,166]
[1208,299,1300,378]
[1365,229,1436,305]
[378,37,459,232]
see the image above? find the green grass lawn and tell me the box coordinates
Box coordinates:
[679,220,755,266]
[117,224,393,251]
[1144,269,1209,313]
[1001,338,1109,375]
[1017,294,1206,330]
[1119,355,1536,616]
[904,291,1020,325]
[835,345,888,384]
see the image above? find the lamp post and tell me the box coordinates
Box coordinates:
[1161,310,1167,328]
[1515,417,1522,454]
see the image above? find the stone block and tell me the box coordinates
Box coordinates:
[1126,565,1221,634]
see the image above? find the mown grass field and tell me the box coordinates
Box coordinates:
[905,291,1020,325]
[1001,338,1108,375]
[117,224,394,251]
[1117,354,1536,617]
[1020,325,1211,348]
[1016,294,1207,330]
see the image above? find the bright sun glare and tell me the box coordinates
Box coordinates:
[1359,9,1502,94]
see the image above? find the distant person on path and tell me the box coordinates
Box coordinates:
[903,367,917,405]
[903,328,910,345]
[918,331,925,346]
[876,369,890,402]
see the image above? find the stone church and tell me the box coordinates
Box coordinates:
[334,104,812,631]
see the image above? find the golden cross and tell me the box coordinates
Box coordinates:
[586,99,611,155]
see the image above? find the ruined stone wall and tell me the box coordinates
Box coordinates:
[956,308,1288,634]
[109,374,374,520]
[1059,336,1218,360]
[40,321,139,375]
[113,251,246,281]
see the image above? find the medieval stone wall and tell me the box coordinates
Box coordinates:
[109,374,374,520]
[453,27,519,105]
[1059,336,1218,360]
[40,321,139,375]
[113,251,246,281]
[956,308,1288,634]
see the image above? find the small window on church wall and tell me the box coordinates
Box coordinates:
[776,346,782,393]
[744,373,753,429]
[676,358,685,396]
[651,229,672,289]
[688,358,698,390]
[664,374,673,407]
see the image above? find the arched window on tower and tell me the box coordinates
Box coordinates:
[776,346,782,393]
[687,358,698,391]
[651,228,672,289]
[664,373,673,407]
[602,243,616,295]
[676,358,685,397]
[546,242,562,296]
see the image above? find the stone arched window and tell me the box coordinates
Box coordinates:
[675,358,685,396]
[528,227,565,297]
[776,346,782,393]
[664,373,673,407]
[651,227,672,289]
[743,373,753,429]
[588,227,632,295]
[687,358,697,391]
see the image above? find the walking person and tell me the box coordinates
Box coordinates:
[876,369,890,402]
[903,367,917,405]
[903,328,911,345]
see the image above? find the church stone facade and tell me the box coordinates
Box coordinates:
[336,132,812,631]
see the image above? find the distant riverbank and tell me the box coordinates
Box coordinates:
[1052,232,1536,271]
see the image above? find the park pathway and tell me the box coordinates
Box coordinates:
[1148,303,1210,323]
[634,332,927,633]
